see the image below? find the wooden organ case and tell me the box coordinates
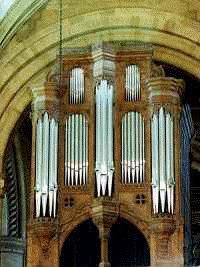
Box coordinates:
[28,43,186,267]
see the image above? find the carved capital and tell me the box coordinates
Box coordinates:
[92,42,115,83]
[92,198,119,236]
[31,80,62,121]
[145,77,185,105]
[150,217,176,237]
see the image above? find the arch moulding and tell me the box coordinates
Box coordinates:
[59,201,151,251]
[1,5,200,186]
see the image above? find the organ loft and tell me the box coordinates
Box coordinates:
[21,43,191,267]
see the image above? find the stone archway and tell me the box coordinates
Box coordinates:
[60,219,101,267]
[108,218,150,267]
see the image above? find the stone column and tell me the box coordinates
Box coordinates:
[99,225,111,267]
[92,198,119,267]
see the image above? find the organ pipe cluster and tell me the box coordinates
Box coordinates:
[122,112,145,184]
[151,107,174,214]
[70,68,84,104]
[125,65,140,101]
[35,112,58,217]
[65,114,88,186]
[95,80,114,197]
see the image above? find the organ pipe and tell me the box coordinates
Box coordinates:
[36,118,42,218]
[125,65,140,102]
[121,112,145,184]
[159,107,166,213]
[65,114,88,186]
[49,118,55,217]
[35,113,58,217]
[42,112,49,216]
[96,80,114,197]
[70,68,84,104]
[152,113,159,214]
[151,107,174,214]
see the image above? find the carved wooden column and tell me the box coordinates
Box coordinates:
[27,74,62,267]
[145,76,185,266]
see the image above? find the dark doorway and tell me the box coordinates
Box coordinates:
[109,218,150,266]
[60,219,100,267]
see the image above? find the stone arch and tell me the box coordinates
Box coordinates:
[119,204,151,245]
[2,103,32,236]
[1,5,200,176]
[59,204,92,249]
[59,201,152,267]
[59,201,151,252]
[0,89,31,172]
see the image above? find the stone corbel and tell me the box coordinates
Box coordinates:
[32,218,57,266]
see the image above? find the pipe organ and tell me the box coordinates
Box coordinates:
[28,44,187,267]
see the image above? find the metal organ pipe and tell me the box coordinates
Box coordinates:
[123,113,127,184]
[96,80,114,197]
[42,112,49,216]
[70,68,84,104]
[122,112,144,184]
[79,114,83,184]
[128,112,131,183]
[125,65,140,102]
[66,67,88,187]
[65,114,88,186]
[136,112,139,183]
[53,121,58,217]
[36,118,42,218]
[35,113,58,217]
[152,113,159,214]
[151,108,174,214]
[49,118,55,217]
[159,107,166,213]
